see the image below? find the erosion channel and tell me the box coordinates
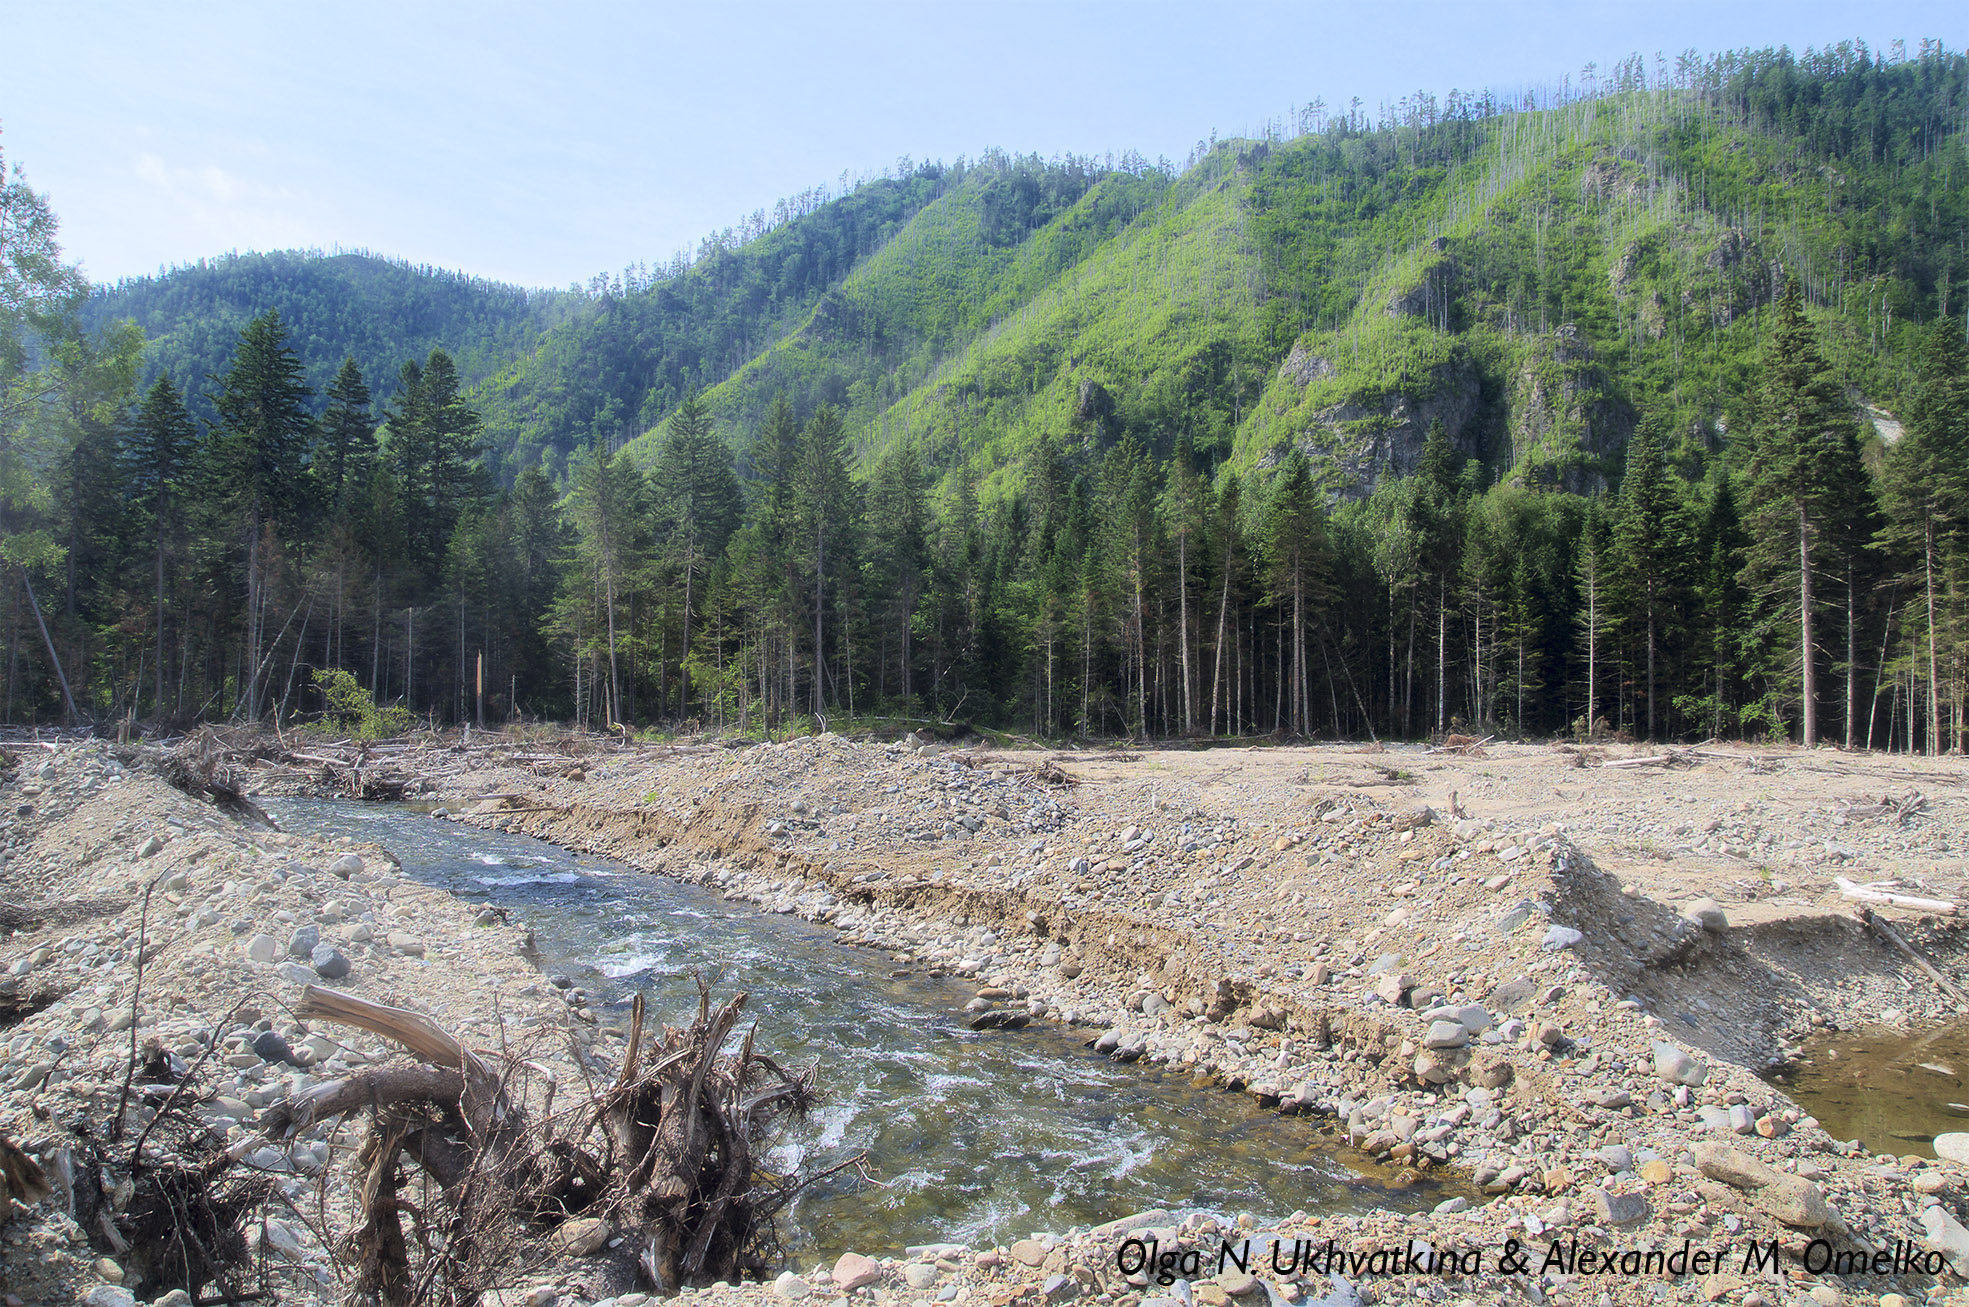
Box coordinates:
[262,798,1445,1259]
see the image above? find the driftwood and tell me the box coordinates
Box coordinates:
[1837,877,1958,916]
[1,1129,50,1209]
[1428,733,1493,756]
[1861,908,1969,1002]
[1835,792,1928,826]
[260,978,840,1304]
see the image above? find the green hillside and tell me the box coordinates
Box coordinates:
[84,249,581,420]
[512,44,1957,505]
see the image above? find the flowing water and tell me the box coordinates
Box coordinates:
[1766,1026,1969,1157]
[264,800,1449,1256]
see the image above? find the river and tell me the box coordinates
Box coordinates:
[264,799,1447,1256]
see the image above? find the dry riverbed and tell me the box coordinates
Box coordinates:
[6,734,1969,1307]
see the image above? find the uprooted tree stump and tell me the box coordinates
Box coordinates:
[259,980,848,1305]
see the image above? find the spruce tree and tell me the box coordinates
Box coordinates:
[652,393,741,715]
[1612,421,1691,739]
[209,309,314,719]
[128,375,198,715]
[1879,321,1969,753]
[1261,450,1331,736]
[1740,281,1863,746]
[319,357,376,512]
[793,404,854,718]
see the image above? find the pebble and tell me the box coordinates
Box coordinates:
[904,1263,940,1290]
[327,852,365,878]
[251,1029,296,1066]
[286,925,320,958]
[773,1272,812,1300]
[552,1216,611,1256]
[1935,1132,1969,1164]
[1542,924,1583,950]
[1597,1145,1633,1172]
[310,943,352,980]
[245,933,281,964]
[1593,1189,1649,1225]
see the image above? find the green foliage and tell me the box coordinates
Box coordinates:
[84,250,574,427]
[312,667,415,739]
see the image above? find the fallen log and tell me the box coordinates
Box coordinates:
[1837,877,1957,916]
[1861,908,1969,1002]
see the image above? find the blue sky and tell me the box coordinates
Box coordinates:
[4,1,1961,290]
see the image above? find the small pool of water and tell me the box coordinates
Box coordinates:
[1766,1026,1969,1156]
[263,800,1449,1256]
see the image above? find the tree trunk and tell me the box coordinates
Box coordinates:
[1799,506,1817,747]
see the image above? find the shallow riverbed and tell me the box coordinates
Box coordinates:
[1767,1025,1969,1157]
[265,799,1448,1256]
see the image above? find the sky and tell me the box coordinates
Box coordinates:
[4,1,1962,291]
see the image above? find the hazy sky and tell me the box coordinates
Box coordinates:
[4,1,1960,290]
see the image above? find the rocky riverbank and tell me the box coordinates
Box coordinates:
[5,732,1969,1307]
[431,734,1969,1307]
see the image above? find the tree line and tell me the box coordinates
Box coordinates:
[7,278,1969,754]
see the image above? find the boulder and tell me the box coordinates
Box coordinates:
[1682,898,1728,932]
[832,1252,881,1290]
[1653,1041,1706,1086]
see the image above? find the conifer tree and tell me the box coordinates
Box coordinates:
[652,393,741,715]
[1880,321,1969,754]
[209,309,314,719]
[1740,281,1863,746]
[1612,421,1691,739]
[1261,450,1330,736]
[793,404,854,717]
[863,442,929,705]
[319,357,376,512]
[128,375,198,714]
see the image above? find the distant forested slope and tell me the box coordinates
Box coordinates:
[84,250,583,420]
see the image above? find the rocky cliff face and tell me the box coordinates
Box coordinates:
[1267,347,1498,499]
[1505,326,1633,494]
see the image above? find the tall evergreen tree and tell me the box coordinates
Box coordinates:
[208,309,314,719]
[1740,280,1864,746]
[1612,421,1692,739]
[127,375,199,715]
[1261,450,1331,736]
[1879,321,1969,754]
[318,357,376,512]
[793,404,854,717]
[652,393,741,715]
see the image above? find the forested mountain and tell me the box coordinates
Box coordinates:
[84,251,582,422]
[6,40,1969,756]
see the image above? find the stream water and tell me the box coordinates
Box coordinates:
[1766,1026,1969,1157]
[262,800,1447,1256]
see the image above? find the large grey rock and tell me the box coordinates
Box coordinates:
[327,853,364,879]
[1653,1040,1707,1086]
[1542,924,1584,951]
[1754,1175,1834,1229]
[1922,1205,1969,1273]
[1934,1133,1969,1165]
[245,933,281,964]
[251,1030,296,1066]
[286,925,320,959]
[1692,1142,1782,1190]
[1423,1020,1469,1050]
[310,944,351,980]
[1597,1145,1633,1173]
[1682,897,1728,932]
